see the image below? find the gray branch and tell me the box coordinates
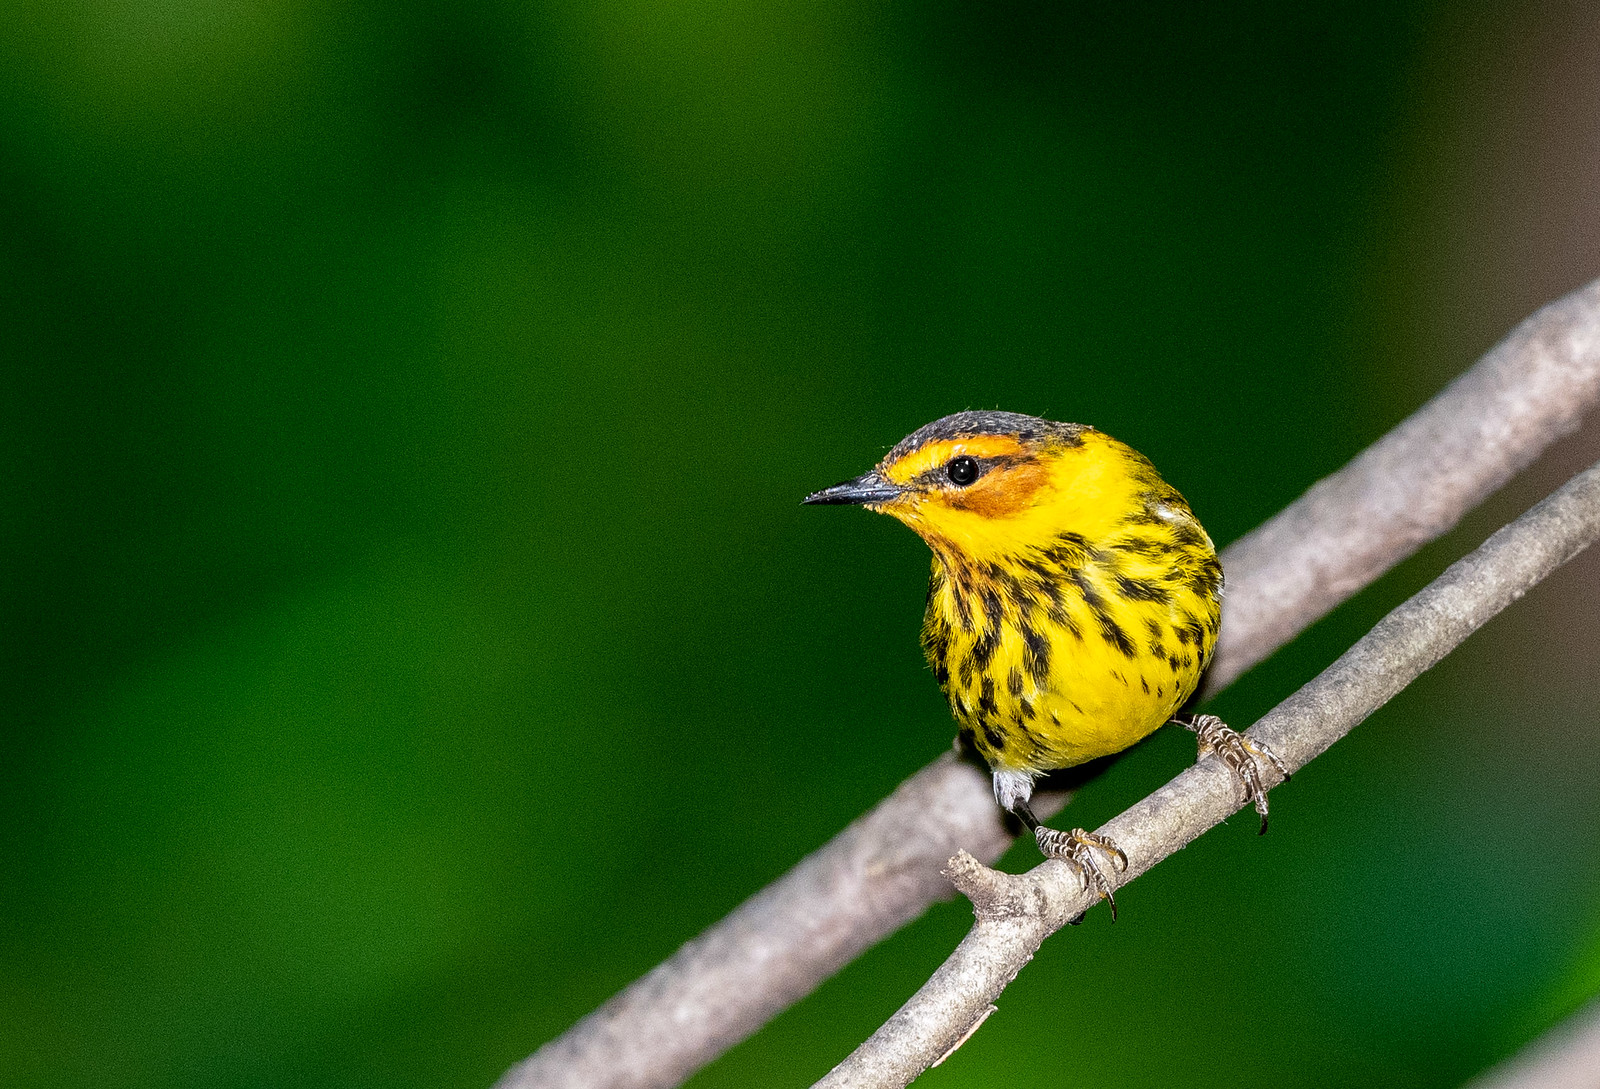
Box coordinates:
[497,279,1600,1089]
[1204,278,1600,694]
[816,455,1600,1088]
[1461,995,1600,1089]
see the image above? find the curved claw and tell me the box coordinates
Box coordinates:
[1184,713,1289,834]
[1035,826,1127,921]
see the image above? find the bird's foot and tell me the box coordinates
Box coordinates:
[1182,713,1289,835]
[1034,826,1128,922]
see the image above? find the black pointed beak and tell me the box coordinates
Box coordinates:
[802,471,904,506]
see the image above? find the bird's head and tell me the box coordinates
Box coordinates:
[804,410,1123,560]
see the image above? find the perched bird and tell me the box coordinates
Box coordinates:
[805,410,1282,916]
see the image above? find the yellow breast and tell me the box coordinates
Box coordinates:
[918,432,1221,774]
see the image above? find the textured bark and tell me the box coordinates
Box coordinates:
[500,754,1029,1089]
[497,280,1600,1089]
[1204,279,1600,693]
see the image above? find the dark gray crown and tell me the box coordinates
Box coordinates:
[883,411,1086,465]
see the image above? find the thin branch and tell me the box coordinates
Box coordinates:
[816,455,1600,1088]
[1204,278,1600,694]
[1462,995,1600,1089]
[497,280,1600,1089]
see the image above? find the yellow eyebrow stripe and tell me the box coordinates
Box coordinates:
[882,435,1027,483]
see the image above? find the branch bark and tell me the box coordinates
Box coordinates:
[1203,279,1600,695]
[816,454,1600,1087]
[1462,995,1600,1089]
[497,279,1600,1089]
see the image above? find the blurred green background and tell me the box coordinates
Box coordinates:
[5,1,1600,1086]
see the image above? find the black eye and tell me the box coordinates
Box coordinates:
[947,456,979,486]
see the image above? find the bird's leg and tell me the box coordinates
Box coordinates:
[1178,713,1290,835]
[1011,800,1128,922]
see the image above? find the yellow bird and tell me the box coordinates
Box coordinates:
[805,410,1282,916]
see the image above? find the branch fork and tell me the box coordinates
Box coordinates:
[947,738,1295,926]
[815,456,1600,1087]
[498,279,1600,1089]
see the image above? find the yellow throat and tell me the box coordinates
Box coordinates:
[805,410,1222,811]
